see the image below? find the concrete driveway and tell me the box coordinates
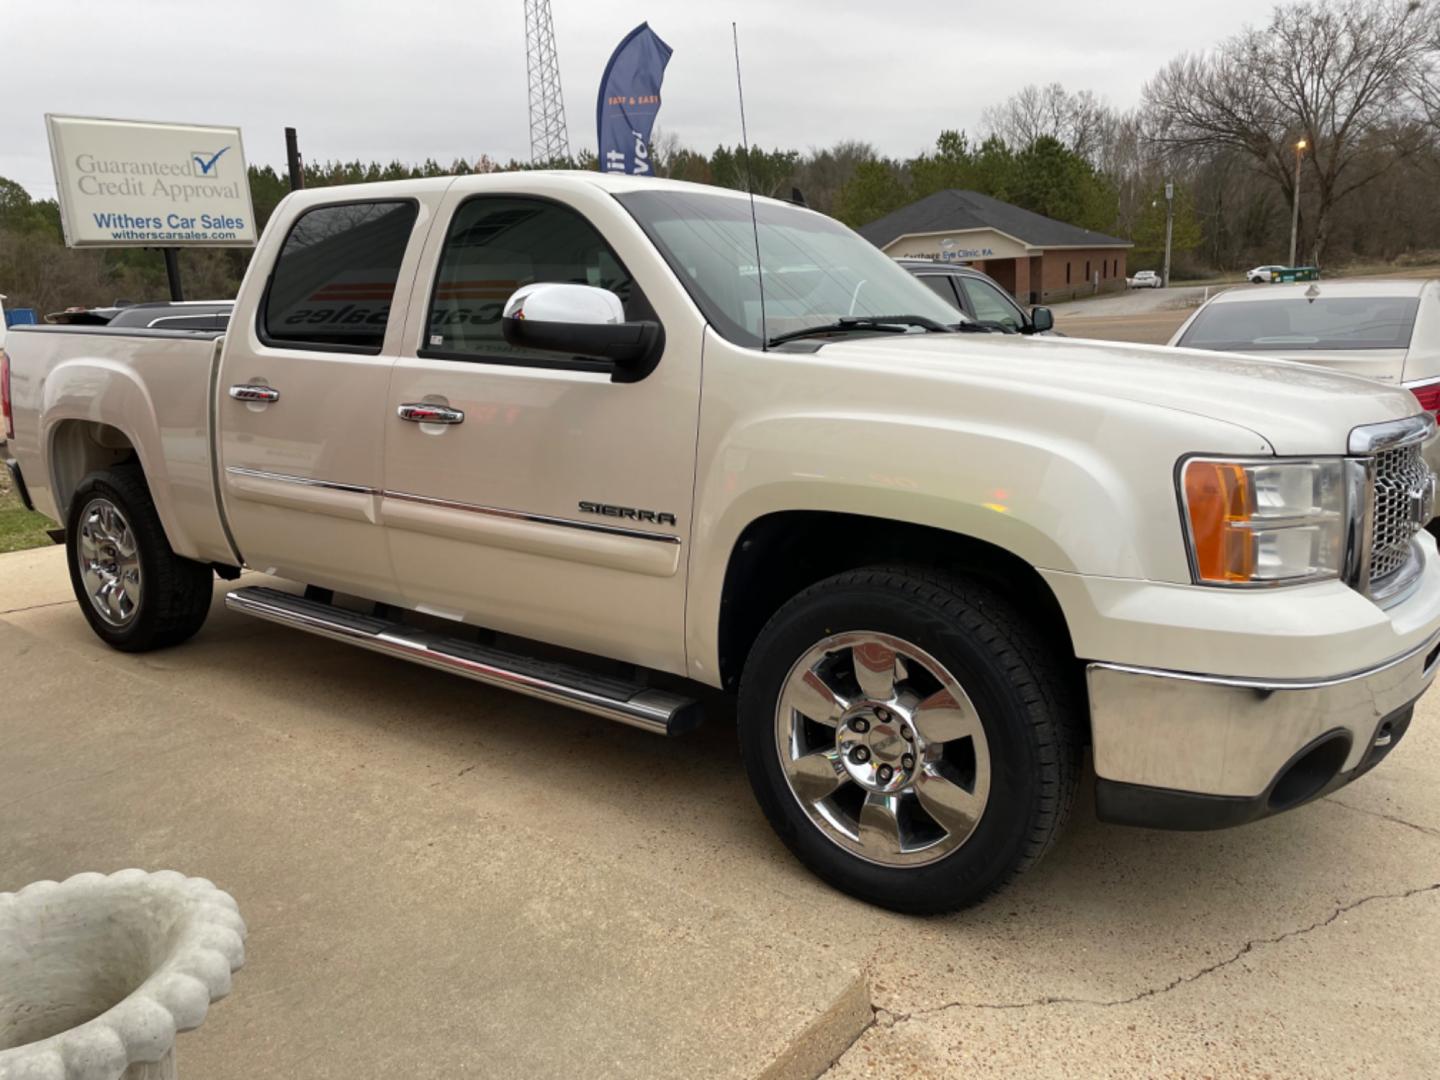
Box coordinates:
[3,545,1437,1078]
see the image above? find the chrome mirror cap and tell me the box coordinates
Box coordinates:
[503,283,625,326]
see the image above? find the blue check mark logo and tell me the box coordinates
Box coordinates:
[192,146,230,175]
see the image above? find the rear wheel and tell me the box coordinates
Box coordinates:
[738,567,1080,914]
[66,466,213,652]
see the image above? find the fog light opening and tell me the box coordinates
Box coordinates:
[1268,734,1350,811]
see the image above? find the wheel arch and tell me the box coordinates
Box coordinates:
[40,358,205,559]
[712,510,1080,701]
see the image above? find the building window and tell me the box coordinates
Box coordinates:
[1085,260,1091,282]
[1113,258,1119,277]
[1066,262,1071,284]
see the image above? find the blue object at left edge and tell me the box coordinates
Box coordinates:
[596,22,673,176]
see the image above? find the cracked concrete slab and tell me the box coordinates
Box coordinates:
[829,887,1440,1078]
[4,545,1439,1077]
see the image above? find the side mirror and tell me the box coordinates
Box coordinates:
[501,283,664,382]
[1029,306,1054,333]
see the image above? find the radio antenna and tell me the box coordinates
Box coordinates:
[732,22,768,350]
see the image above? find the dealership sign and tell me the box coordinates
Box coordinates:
[45,114,257,248]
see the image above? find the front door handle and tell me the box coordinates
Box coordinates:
[229,384,280,403]
[398,403,465,425]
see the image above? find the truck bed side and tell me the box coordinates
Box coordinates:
[5,324,238,566]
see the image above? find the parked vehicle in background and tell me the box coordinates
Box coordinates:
[1248,265,1286,284]
[1128,270,1162,289]
[45,301,234,330]
[5,173,1440,914]
[896,258,1058,334]
[106,302,234,332]
[1170,279,1440,489]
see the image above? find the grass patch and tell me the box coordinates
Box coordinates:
[0,466,57,553]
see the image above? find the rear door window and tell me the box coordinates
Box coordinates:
[261,200,419,353]
[915,275,963,312]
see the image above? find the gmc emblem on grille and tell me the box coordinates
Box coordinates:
[1410,475,1437,527]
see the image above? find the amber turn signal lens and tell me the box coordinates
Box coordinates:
[1183,460,1255,582]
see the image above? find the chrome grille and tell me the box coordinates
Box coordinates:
[1369,440,1430,582]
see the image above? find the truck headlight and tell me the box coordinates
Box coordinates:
[1180,458,1346,585]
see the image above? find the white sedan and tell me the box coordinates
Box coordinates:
[1128,270,1162,289]
[1247,265,1286,283]
[1169,278,1440,474]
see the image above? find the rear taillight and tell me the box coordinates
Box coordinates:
[1,348,12,442]
[1409,381,1440,415]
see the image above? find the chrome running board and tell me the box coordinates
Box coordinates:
[225,586,703,736]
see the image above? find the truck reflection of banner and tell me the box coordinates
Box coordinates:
[596,22,673,175]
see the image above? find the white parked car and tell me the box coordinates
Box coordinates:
[5,174,1440,913]
[1128,270,1162,289]
[1170,279,1440,479]
[1248,265,1286,284]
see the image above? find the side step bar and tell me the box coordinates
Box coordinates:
[225,586,703,736]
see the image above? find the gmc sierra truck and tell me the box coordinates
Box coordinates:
[4,173,1439,913]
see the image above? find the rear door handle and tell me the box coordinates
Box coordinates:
[398,403,465,425]
[229,384,280,403]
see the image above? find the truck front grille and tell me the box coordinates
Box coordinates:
[1368,439,1430,584]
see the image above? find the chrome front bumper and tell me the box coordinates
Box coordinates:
[1087,629,1440,829]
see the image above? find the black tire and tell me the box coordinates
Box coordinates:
[737,567,1081,914]
[65,465,213,652]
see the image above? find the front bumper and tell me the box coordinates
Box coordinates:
[1088,630,1440,829]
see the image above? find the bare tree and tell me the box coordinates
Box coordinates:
[983,83,1114,161]
[1144,0,1438,264]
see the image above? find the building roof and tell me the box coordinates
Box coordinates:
[858,189,1130,251]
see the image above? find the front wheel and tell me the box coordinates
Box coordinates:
[738,568,1081,914]
[66,466,213,652]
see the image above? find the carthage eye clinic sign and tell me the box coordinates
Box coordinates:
[45,114,257,248]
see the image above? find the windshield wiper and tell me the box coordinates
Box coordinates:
[766,314,955,347]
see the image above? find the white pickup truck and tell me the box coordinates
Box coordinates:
[4,173,1439,913]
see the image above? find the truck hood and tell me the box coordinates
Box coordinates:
[816,332,1421,455]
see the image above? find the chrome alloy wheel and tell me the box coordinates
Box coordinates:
[76,497,143,627]
[775,631,991,867]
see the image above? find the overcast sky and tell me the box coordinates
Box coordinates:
[2,0,1298,200]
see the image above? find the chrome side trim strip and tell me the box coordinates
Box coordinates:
[220,468,682,545]
[1347,413,1435,455]
[1088,625,1440,692]
[382,490,682,544]
[225,586,700,736]
[224,466,378,496]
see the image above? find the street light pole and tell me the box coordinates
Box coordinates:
[1288,139,1307,267]
[1161,182,1174,289]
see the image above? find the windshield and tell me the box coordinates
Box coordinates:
[615,189,965,347]
[1178,295,1420,352]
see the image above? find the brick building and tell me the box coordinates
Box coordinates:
[857,189,1131,304]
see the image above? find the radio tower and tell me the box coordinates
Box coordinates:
[524,0,571,164]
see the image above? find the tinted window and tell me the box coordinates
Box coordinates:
[960,278,1024,331]
[1178,296,1420,352]
[263,201,418,352]
[424,197,634,363]
[916,275,961,309]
